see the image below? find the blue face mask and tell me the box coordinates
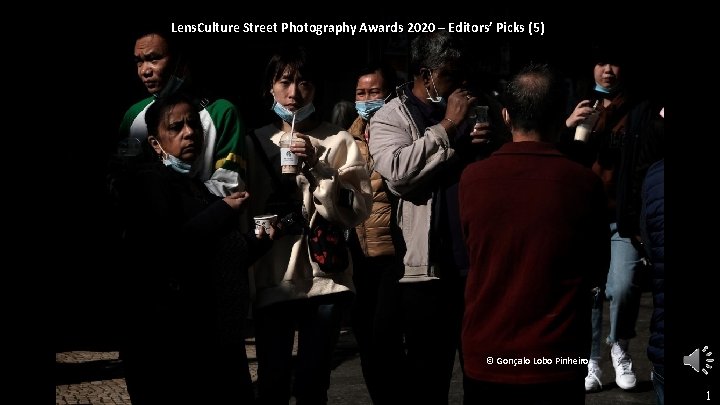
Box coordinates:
[158,145,192,174]
[272,100,316,123]
[355,99,385,120]
[425,70,447,108]
[594,83,621,97]
[594,83,611,94]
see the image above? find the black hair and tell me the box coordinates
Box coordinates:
[355,62,398,96]
[503,63,566,139]
[590,43,629,67]
[130,25,199,98]
[145,92,201,137]
[130,25,182,62]
[263,46,318,98]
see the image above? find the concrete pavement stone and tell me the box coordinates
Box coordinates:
[56,293,657,404]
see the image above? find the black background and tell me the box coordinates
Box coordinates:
[49,13,709,404]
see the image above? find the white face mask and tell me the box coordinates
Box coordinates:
[425,70,447,108]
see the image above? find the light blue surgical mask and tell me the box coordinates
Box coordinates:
[158,145,192,174]
[594,83,612,94]
[425,70,447,108]
[355,99,385,120]
[272,100,316,123]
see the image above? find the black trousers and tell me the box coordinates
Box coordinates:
[350,254,396,403]
[370,276,465,405]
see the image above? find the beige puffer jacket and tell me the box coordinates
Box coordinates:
[349,116,395,258]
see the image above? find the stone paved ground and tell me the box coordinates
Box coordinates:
[55,335,288,404]
[56,295,656,404]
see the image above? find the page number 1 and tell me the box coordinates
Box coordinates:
[708,390,711,401]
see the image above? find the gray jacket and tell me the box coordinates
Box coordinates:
[368,92,455,281]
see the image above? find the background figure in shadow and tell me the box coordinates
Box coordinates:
[331,99,357,130]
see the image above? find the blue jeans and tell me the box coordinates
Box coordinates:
[590,223,643,359]
[590,286,603,360]
[652,366,664,405]
[254,292,351,405]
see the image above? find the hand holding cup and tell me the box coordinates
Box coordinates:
[290,133,319,168]
[566,100,597,129]
[254,214,278,239]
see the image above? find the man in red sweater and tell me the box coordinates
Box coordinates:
[459,64,609,404]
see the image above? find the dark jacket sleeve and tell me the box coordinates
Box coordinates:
[617,101,664,238]
[182,199,237,242]
[126,166,238,246]
[556,124,596,168]
[242,231,274,265]
[557,138,597,168]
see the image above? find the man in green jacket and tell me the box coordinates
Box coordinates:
[119,29,246,196]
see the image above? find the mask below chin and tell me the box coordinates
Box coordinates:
[163,153,192,174]
[425,86,447,109]
[272,101,316,123]
[157,143,193,175]
[594,83,619,97]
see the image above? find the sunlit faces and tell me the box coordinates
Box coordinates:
[594,63,622,90]
[271,67,315,112]
[151,102,203,162]
[355,71,387,101]
[134,34,172,95]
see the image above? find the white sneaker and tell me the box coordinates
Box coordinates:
[611,340,637,390]
[584,359,603,392]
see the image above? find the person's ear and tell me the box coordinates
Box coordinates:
[502,108,512,129]
[148,136,163,156]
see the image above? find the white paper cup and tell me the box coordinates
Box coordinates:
[254,214,278,235]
